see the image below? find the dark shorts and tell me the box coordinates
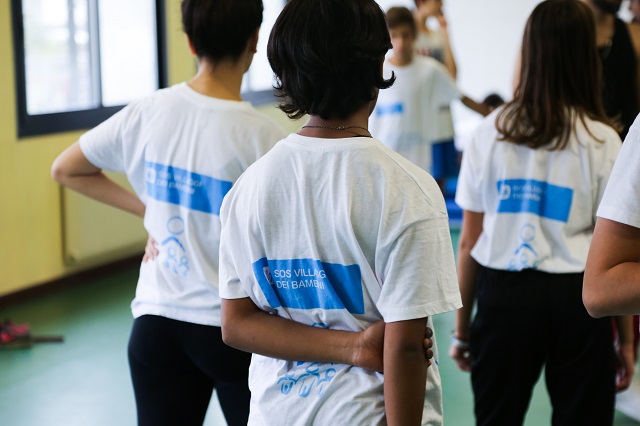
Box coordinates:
[431,138,460,179]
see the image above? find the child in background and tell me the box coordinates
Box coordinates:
[450,1,633,424]
[218,0,462,425]
[413,0,457,78]
[369,6,488,193]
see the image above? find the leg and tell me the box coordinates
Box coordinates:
[470,267,548,426]
[128,315,214,426]
[545,274,616,426]
[187,325,252,426]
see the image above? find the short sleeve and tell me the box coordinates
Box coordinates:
[219,182,253,300]
[455,127,485,212]
[376,214,462,323]
[78,100,144,173]
[597,116,640,227]
[431,60,462,106]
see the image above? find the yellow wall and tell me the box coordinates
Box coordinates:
[0,0,297,297]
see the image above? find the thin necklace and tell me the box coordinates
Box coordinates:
[301,124,372,138]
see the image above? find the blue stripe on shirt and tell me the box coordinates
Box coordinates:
[252,258,365,314]
[496,179,573,222]
[145,161,232,215]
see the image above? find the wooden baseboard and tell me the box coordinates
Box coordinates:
[0,254,143,308]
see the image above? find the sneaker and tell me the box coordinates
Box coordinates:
[0,330,31,350]
[1,320,30,338]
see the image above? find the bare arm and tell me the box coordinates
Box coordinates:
[384,318,429,426]
[222,297,385,371]
[583,218,640,317]
[450,210,483,371]
[51,142,145,218]
[461,96,490,117]
[614,315,636,392]
[436,13,458,79]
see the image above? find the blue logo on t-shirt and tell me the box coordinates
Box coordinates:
[145,162,232,215]
[496,179,573,222]
[375,103,404,116]
[252,258,364,314]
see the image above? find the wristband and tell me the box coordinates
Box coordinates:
[450,332,470,350]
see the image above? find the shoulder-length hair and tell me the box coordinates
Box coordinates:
[496,0,612,150]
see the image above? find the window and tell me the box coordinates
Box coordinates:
[241,0,286,105]
[11,0,167,138]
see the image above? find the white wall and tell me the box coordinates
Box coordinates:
[444,0,541,131]
[446,0,541,101]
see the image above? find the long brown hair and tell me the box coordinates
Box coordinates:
[496,0,612,150]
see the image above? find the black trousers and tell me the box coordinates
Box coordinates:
[470,267,616,426]
[128,315,252,426]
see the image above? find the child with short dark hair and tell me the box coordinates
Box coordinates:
[370,6,487,192]
[218,0,461,425]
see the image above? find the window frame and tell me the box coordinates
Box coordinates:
[11,0,168,139]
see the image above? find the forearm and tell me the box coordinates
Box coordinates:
[455,244,479,338]
[52,142,145,218]
[442,37,457,79]
[59,172,145,218]
[455,210,483,338]
[615,315,635,345]
[461,96,490,117]
[383,319,428,426]
[222,298,361,366]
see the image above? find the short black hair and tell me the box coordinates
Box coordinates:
[181,0,263,61]
[386,6,417,34]
[267,0,395,120]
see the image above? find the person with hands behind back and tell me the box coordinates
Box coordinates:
[218,0,462,425]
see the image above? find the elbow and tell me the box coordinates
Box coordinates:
[220,318,235,347]
[50,157,67,184]
[458,238,476,258]
[220,309,243,349]
[582,281,609,318]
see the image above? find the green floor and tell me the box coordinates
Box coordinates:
[1,230,639,425]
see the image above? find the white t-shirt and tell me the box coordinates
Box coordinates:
[456,110,621,273]
[415,31,456,142]
[219,134,462,426]
[598,114,640,227]
[79,82,286,326]
[370,57,461,173]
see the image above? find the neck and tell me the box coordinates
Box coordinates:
[390,55,412,66]
[187,58,246,101]
[299,107,372,139]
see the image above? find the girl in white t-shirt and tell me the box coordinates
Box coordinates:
[450,1,634,425]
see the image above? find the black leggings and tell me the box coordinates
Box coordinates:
[128,315,252,426]
[470,267,616,426]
